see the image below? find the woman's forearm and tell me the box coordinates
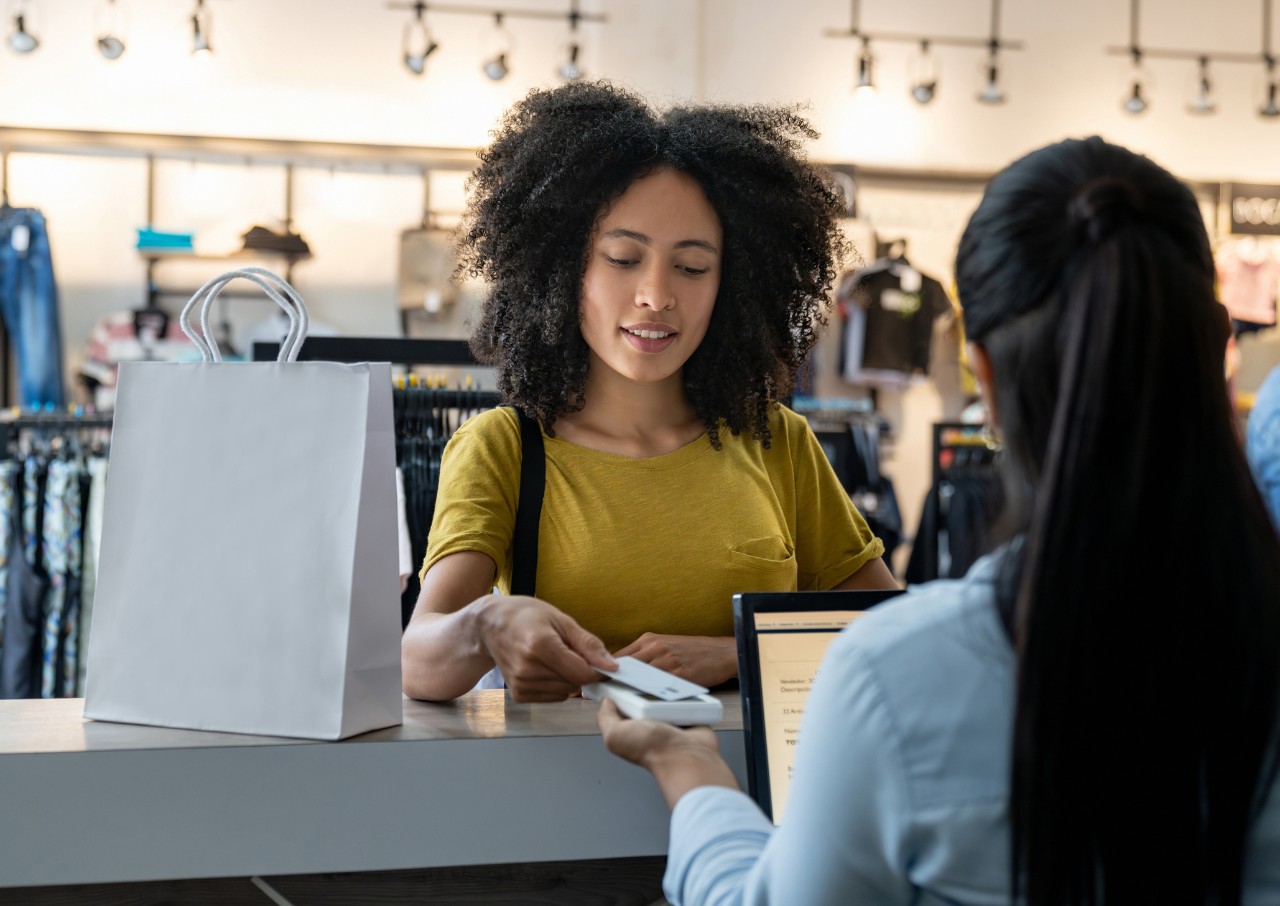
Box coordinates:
[646,744,742,810]
[401,601,496,701]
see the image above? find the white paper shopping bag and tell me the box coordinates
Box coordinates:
[84,268,403,740]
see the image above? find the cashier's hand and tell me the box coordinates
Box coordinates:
[614,634,738,688]
[475,594,617,703]
[596,699,739,810]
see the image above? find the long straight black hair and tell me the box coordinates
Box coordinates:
[956,137,1280,904]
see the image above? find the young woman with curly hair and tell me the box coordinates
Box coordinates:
[401,81,896,703]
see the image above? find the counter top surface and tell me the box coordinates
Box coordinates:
[0,689,743,754]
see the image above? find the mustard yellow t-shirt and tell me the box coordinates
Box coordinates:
[421,405,883,653]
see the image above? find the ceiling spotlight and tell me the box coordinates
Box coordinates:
[1124,81,1149,115]
[1262,83,1280,118]
[8,4,38,54]
[557,3,584,81]
[855,37,875,94]
[909,40,937,105]
[1261,57,1280,118]
[1187,56,1216,115]
[977,53,1005,105]
[95,0,126,60]
[1262,88,1280,118]
[481,12,511,81]
[1122,49,1150,114]
[483,51,508,82]
[402,1,439,76]
[558,42,582,80]
[98,34,124,59]
[190,0,211,55]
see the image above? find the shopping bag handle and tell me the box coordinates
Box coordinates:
[180,267,310,364]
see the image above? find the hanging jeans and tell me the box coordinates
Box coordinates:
[0,208,65,409]
[0,460,14,653]
[41,459,82,698]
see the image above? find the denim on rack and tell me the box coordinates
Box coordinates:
[40,458,82,698]
[0,208,65,409]
[0,460,15,653]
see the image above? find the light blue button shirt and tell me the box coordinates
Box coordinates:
[664,552,1280,905]
[1248,366,1280,530]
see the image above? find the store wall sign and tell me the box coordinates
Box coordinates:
[1227,183,1280,236]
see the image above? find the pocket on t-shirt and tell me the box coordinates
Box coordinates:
[721,537,798,598]
[728,536,796,572]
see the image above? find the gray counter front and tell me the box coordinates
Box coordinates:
[0,690,746,889]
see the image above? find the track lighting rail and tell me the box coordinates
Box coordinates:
[1105,0,1273,65]
[386,1,604,24]
[822,30,1023,51]
[823,0,1023,51]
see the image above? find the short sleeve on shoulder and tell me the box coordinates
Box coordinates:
[419,407,522,581]
[778,408,884,589]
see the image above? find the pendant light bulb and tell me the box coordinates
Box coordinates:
[481,12,511,81]
[1262,85,1280,118]
[559,42,582,81]
[8,10,38,54]
[855,38,875,94]
[95,0,126,60]
[98,34,124,59]
[1187,57,1216,115]
[1124,81,1149,115]
[190,0,211,55]
[484,52,508,81]
[1122,49,1149,114]
[977,62,1005,105]
[402,3,439,77]
[1261,59,1280,118]
[909,40,937,105]
[557,6,584,81]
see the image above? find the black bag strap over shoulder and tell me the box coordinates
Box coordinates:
[510,407,545,597]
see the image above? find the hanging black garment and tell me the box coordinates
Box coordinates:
[1,462,48,699]
[906,472,1003,583]
[397,399,544,628]
[944,473,1004,579]
[860,476,903,565]
[905,482,940,584]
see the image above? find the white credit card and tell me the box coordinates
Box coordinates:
[595,656,709,701]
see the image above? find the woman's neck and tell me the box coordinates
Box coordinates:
[554,363,705,459]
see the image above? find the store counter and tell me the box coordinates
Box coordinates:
[0,690,746,889]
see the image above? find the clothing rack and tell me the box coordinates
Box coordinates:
[905,422,1004,585]
[394,386,501,411]
[0,411,114,453]
[932,422,1001,484]
[0,412,112,700]
[250,337,479,366]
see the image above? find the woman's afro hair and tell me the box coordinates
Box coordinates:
[459,80,850,448]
